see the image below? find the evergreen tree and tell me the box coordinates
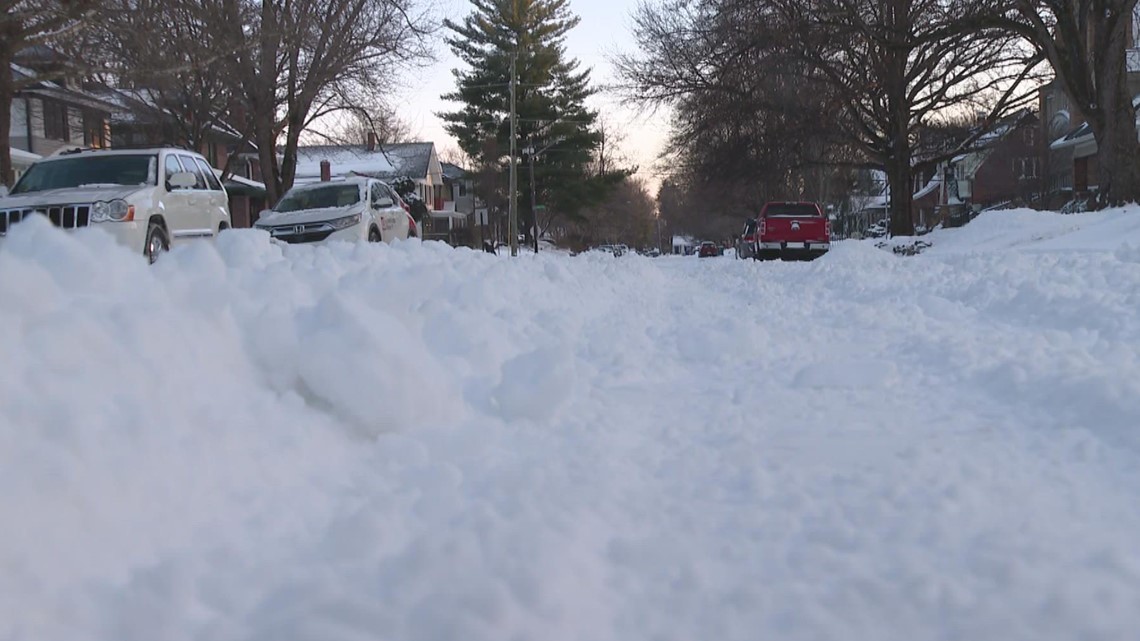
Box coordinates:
[440,0,629,243]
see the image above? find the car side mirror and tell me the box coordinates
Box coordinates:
[0,185,8,198]
[373,196,393,208]
[168,171,197,190]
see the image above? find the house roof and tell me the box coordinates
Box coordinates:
[295,142,439,183]
[91,86,249,144]
[11,148,41,167]
[10,63,120,113]
[441,162,468,180]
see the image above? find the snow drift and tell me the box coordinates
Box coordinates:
[3,208,1140,640]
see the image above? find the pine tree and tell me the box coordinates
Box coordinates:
[440,0,629,243]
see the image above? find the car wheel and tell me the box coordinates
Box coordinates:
[368,227,382,242]
[144,222,169,264]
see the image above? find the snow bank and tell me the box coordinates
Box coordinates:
[4,209,1140,640]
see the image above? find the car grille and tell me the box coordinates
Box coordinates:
[0,205,91,235]
[263,222,337,244]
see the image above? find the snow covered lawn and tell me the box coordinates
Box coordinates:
[3,208,1140,640]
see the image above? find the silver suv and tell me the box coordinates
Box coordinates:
[0,147,231,262]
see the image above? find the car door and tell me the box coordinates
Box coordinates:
[191,157,229,233]
[174,153,215,241]
[382,183,408,240]
[161,152,197,244]
[369,181,401,241]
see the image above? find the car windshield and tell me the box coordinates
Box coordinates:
[11,155,157,194]
[275,184,361,212]
[764,203,820,217]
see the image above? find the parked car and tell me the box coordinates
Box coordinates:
[865,220,888,238]
[0,147,231,263]
[698,240,721,257]
[736,217,759,259]
[755,201,830,261]
[254,177,411,245]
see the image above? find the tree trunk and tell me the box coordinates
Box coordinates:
[1094,12,1140,207]
[884,2,914,238]
[0,46,15,188]
[886,149,914,237]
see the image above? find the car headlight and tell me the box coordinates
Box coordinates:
[328,213,362,230]
[91,199,134,222]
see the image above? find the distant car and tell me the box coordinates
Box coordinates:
[0,147,231,263]
[255,177,410,245]
[698,241,721,257]
[864,219,888,238]
[756,201,830,261]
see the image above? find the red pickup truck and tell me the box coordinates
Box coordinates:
[754,201,831,261]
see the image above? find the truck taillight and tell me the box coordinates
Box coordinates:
[759,218,766,236]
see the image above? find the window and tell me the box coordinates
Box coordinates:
[83,111,107,148]
[274,184,361,212]
[1014,157,1039,179]
[177,154,208,189]
[12,154,157,194]
[193,158,223,191]
[43,100,69,141]
[370,182,385,207]
[164,155,185,185]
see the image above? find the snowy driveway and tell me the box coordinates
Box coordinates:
[3,210,1140,640]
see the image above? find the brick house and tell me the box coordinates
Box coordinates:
[911,110,1041,228]
[1037,8,1140,209]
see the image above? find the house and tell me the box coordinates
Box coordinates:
[295,136,470,244]
[6,61,116,181]
[1037,8,1140,208]
[910,110,1040,229]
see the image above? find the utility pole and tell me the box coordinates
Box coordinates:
[529,150,539,253]
[509,52,519,257]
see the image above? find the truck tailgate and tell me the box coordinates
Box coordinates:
[762,216,829,243]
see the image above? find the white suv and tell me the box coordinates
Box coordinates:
[0,147,231,262]
[254,177,412,245]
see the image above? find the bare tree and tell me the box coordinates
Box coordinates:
[619,0,1043,236]
[218,0,434,204]
[990,1,1140,207]
[84,0,250,168]
[0,0,102,186]
[771,0,1042,235]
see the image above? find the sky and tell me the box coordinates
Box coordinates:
[390,0,674,194]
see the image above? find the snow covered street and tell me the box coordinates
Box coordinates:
[3,209,1140,640]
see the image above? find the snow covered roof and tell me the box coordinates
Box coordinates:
[441,162,468,181]
[10,63,119,113]
[296,143,438,183]
[10,148,41,167]
[294,147,397,182]
[913,173,942,200]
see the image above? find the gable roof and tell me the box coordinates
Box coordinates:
[10,63,119,113]
[295,142,439,183]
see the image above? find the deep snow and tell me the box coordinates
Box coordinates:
[3,208,1140,640]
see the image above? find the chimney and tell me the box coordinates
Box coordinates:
[366,131,376,152]
[320,159,331,182]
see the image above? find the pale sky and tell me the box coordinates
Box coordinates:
[389,0,673,194]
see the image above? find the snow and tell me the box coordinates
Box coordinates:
[294,148,397,182]
[4,207,1140,640]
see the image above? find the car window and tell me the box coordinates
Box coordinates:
[764,203,820,217]
[274,184,361,212]
[370,183,386,208]
[193,158,224,191]
[177,154,208,190]
[11,154,157,194]
[164,155,184,186]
